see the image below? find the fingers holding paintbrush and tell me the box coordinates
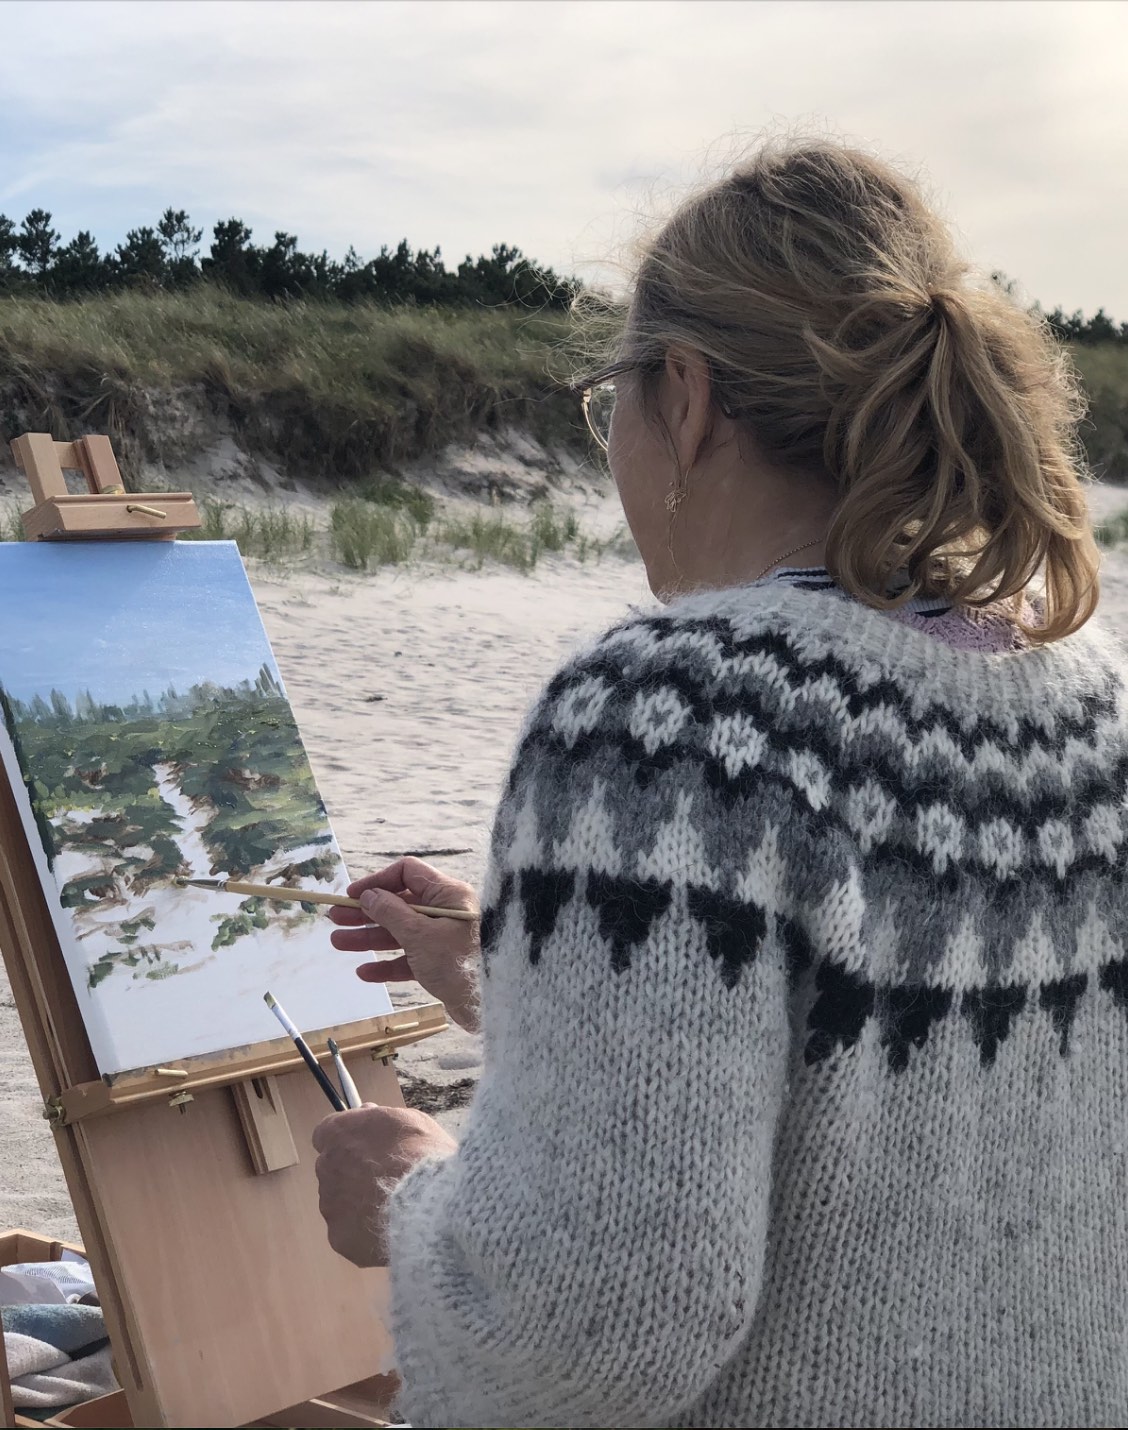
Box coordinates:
[328,1037,362,1110]
[344,857,478,920]
[329,902,410,928]
[329,857,478,943]
[327,920,404,953]
[330,859,482,1035]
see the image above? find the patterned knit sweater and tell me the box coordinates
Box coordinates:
[387,577,1128,1429]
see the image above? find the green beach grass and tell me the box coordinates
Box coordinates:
[0,484,638,573]
[1072,345,1128,483]
[0,287,581,485]
[2,287,1126,504]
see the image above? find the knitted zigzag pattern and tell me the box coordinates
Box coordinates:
[388,583,1128,1429]
[480,587,1128,1074]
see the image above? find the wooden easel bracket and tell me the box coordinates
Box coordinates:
[10,432,200,541]
[47,1003,448,1128]
[231,1075,300,1174]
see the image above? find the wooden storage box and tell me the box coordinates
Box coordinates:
[9,433,200,542]
[1,1229,400,1429]
[20,492,200,543]
[0,1228,129,1430]
[0,1235,397,1424]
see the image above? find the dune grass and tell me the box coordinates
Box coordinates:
[329,501,418,570]
[178,498,317,559]
[2,288,1125,492]
[1072,345,1128,483]
[169,484,616,574]
[530,500,581,553]
[0,286,570,390]
[435,501,613,572]
[1093,506,1128,548]
[0,287,582,487]
[0,488,637,574]
[0,504,24,542]
[437,512,538,572]
[353,476,436,530]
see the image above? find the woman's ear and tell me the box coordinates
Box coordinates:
[662,347,716,469]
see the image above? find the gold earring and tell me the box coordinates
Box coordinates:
[665,463,691,570]
[665,463,691,515]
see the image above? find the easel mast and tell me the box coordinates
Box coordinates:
[0,436,444,1428]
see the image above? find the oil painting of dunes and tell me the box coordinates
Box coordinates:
[0,540,391,1075]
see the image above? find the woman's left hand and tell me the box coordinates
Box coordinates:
[312,1104,458,1267]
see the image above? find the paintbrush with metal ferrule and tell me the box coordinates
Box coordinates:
[327,1037,362,1110]
[264,992,346,1112]
[179,876,477,921]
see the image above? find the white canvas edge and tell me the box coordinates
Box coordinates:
[0,709,118,1067]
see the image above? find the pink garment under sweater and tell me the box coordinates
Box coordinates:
[883,596,1042,653]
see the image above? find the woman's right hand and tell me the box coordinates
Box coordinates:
[329,856,481,1033]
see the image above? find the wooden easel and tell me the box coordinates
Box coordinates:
[0,435,447,1427]
[9,434,199,541]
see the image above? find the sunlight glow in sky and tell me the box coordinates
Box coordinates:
[1,0,1125,317]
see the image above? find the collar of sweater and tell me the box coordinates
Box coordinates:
[648,580,1123,723]
[759,563,952,614]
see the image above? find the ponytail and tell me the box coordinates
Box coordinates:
[582,137,1100,644]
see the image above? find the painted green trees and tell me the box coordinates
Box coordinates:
[1,663,337,985]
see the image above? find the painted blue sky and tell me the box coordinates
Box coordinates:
[1,0,1126,318]
[0,542,284,706]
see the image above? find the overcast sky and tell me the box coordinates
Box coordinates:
[2,0,1125,317]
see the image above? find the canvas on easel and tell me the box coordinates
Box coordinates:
[0,435,448,1428]
[0,539,393,1075]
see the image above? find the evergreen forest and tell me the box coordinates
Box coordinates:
[0,207,576,310]
[0,666,338,987]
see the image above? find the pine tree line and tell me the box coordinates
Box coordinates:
[5,663,285,729]
[1039,307,1128,346]
[0,208,579,309]
[1,211,1122,342]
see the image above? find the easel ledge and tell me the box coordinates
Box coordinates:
[47,1003,448,1127]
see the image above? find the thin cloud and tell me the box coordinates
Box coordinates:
[0,0,1124,314]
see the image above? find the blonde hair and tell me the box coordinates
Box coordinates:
[581,137,1099,645]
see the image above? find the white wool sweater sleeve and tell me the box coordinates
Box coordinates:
[386,624,793,1428]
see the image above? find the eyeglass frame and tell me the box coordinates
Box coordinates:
[573,359,738,452]
[573,361,636,452]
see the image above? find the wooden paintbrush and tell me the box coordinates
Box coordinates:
[181,877,477,922]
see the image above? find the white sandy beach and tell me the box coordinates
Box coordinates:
[1,469,1126,1242]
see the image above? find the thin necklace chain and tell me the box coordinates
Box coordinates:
[753,538,823,584]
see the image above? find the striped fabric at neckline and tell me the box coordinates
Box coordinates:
[759,564,954,617]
